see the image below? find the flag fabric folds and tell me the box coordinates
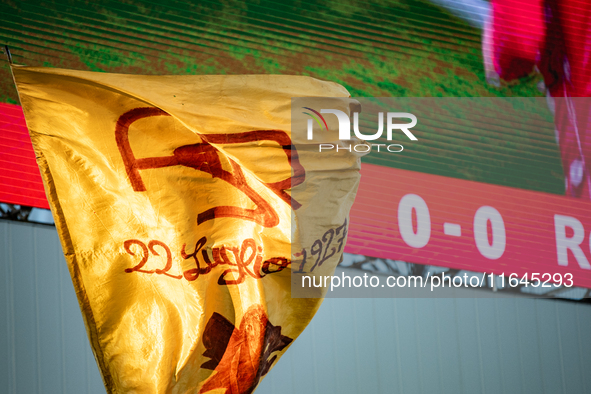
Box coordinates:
[12,66,361,393]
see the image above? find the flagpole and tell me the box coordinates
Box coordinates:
[3,45,13,64]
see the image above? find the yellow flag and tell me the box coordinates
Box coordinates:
[12,66,361,394]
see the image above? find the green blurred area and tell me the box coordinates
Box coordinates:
[0,0,563,194]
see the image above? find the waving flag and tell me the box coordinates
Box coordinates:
[12,66,361,393]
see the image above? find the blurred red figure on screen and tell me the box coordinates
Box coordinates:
[483,0,591,198]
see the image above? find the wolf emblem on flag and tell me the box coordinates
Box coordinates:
[13,66,362,393]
